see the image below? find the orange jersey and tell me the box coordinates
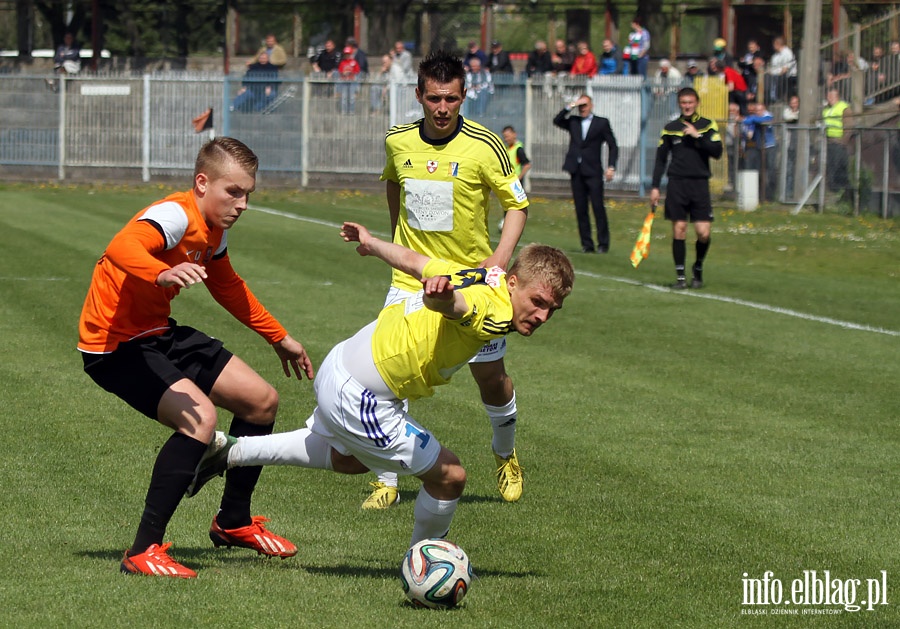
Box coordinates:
[78,190,287,354]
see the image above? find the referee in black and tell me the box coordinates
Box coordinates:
[649,87,723,289]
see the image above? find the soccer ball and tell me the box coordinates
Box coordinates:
[399,538,473,609]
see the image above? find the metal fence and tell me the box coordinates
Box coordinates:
[1,71,897,216]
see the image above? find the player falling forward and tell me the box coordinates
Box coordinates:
[188,221,574,547]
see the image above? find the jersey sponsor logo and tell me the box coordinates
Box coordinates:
[447,162,459,177]
[402,159,413,169]
[478,339,501,354]
[426,160,438,173]
[510,179,527,203]
[405,179,454,231]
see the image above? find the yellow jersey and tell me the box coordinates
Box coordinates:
[371,259,512,400]
[381,116,529,292]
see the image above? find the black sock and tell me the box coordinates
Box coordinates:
[673,239,686,278]
[130,432,208,555]
[216,418,274,530]
[695,238,710,271]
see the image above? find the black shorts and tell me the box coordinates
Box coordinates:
[82,320,233,419]
[664,177,714,223]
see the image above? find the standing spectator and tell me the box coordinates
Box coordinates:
[741,101,776,200]
[887,41,900,100]
[503,125,531,185]
[598,39,621,75]
[489,40,514,74]
[768,36,796,102]
[464,40,488,71]
[368,50,532,510]
[337,46,362,114]
[465,57,494,117]
[311,39,341,76]
[553,94,619,253]
[390,41,414,80]
[190,224,574,549]
[655,58,682,83]
[782,95,800,195]
[526,40,554,77]
[823,88,850,193]
[746,56,767,103]
[345,37,368,75]
[655,59,683,118]
[371,54,392,113]
[551,39,574,76]
[570,41,598,78]
[867,45,887,102]
[624,17,651,77]
[650,87,723,289]
[53,32,81,75]
[739,39,765,97]
[77,137,314,578]
[248,33,287,69]
[712,38,735,69]
[709,57,748,115]
[684,59,703,81]
[724,101,743,189]
[230,52,280,113]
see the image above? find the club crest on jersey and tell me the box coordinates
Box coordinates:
[485,266,504,288]
[447,162,459,177]
[427,160,438,173]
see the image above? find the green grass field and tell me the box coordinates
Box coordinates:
[1,183,898,628]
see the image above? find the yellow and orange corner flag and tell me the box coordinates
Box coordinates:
[629,205,657,269]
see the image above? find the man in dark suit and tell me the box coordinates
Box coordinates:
[553,94,619,252]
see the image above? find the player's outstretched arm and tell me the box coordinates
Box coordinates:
[341,221,429,280]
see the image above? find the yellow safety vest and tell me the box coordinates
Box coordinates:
[823,101,849,139]
[506,141,524,178]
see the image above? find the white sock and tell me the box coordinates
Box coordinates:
[230,427,332,471]
[485,391,517,458]
[376,471,398,487]
[410,487,459,546]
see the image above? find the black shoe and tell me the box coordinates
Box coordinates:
[581,246,596,253]
[691,278,704,289]
[597,246,609,254]
[670,278,687,290]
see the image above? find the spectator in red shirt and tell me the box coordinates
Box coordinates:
[709,58,748,115]
[571,41,598,78]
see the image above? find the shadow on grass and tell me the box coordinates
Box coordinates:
[395,489,508,505]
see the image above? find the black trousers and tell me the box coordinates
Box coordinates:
[570,169,609,251]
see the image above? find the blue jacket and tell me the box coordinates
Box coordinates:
[742,111,775,149]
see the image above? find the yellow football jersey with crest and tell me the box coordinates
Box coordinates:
[371,259,513,400]
[381,117,529,292]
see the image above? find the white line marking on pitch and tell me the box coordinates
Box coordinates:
[250,204,900,338]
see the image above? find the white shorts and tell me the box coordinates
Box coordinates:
[306,341,442,477]
[383,285,507,363]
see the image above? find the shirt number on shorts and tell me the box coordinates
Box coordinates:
[404,423,431,449]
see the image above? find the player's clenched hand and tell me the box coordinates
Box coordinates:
[340,221,374,256]
[422,275,455,300]
[272,334,315,380]
[157,262,207,288]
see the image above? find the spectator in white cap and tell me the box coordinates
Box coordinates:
[655,58,683,83]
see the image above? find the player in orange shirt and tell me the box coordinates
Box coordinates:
[77,137,314,578]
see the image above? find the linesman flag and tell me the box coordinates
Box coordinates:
[630,204,657,268]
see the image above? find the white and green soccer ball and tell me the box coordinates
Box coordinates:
[399,538,473,609]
